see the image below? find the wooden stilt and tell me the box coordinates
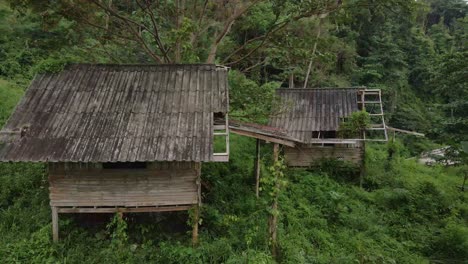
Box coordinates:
[273,143,279,162]
[255,139,261,198]
[462,171,467,192]
[192,162,201,246]
[52,206,59,242]
[196,162,202,206]
[192,205,199,246]
[360,141,366,188]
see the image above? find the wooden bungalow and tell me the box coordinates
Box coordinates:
[230,88,387,167]
[0,64,229,242]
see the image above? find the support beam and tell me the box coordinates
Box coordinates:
[192,162,201,246]
[255,139,261,198]
[192,205,199,246]
[360,141,366,188]
[57,205,193,213]
[229,128,296,148]
[273,143,279,162]
[385,126,425,137]
[52,206,59,242]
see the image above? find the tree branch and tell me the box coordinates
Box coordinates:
[89,0,164,62]
[206,0,262,63]
[222,1,343,65]
[137,0,171,62]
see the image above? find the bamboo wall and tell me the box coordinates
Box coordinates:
[284,144,364,167]
[48,162,199,208]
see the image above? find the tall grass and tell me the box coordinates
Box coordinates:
[0,79,23,127]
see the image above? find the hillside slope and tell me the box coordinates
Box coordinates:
[0,129,466,263]
[0,78,467,263]
[0,79,23,127]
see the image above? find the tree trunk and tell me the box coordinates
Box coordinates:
[304,16,324,88]
[207,20,235,63]
[289,73,294,88]
[174,0,184,63]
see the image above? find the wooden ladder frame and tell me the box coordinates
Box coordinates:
[358,89,388,142]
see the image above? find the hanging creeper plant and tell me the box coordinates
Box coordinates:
[262,156,287,259]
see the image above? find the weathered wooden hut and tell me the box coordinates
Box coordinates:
[269,88,386,166]
[0,64,229,242]
[230,88,387,168]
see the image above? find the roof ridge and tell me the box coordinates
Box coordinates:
[67,63,220,67]
[277,87,366,91]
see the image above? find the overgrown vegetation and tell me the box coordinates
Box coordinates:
[339,111,370,139]
[0,0,467,263]
[1,135,467,263]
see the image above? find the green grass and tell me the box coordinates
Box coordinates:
[0,79,23,127]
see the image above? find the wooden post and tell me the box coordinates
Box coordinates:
[269,143,280,258]
[192,162,201,246]
[360,141,366,188]
[192,205,199,246]
[52,206,59,242]
[462,170,467,192]
[273,143,279,162]
[255,139,261,198]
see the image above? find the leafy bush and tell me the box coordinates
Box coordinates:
[431,220,468,260]
[339,111,370,138]
[312,158,361,183]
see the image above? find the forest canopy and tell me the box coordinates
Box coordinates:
[1,0,466,146]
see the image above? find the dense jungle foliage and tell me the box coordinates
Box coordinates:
[0,0,467,263]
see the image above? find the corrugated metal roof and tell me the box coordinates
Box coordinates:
[0,64,229,162]
[268,88,359,143]
[229,120,289,136]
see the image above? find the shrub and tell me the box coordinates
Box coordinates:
[339,111,370,138]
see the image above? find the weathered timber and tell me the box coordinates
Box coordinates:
[269,88,359,143]
[52,206,59,242]
[192,162,201,246]
[284,144,364,166]
[192,205,199,246]
[0,64,229,162]
[386,126,425,137]
[255,139,261,198]
[0,63,231,242]
[57,205,192,213]
[48,163,199,207]
[230,127,296,147]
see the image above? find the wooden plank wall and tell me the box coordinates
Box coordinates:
[284,145,364,167]
[48,162,199,207]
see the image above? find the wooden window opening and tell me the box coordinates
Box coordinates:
[213,112,229,162]
[102,162,147,170]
